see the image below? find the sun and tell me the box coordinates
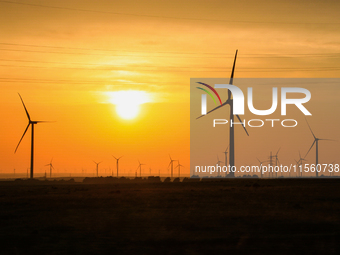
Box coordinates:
[115,103,140,120]
[106,90,152,120]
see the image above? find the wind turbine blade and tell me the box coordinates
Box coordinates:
[299,150,301,159]
[15,123,30,153]
[196,101,229,119]
[225,147,228,153]
[229,49,238,85]
[276,147,281,155]
[112,155,117,160]
[35,121,54,123]
[118,156,123,160]
[319,139,337,142]
[169,154,172,161]
[236,114,249,136]
[256,157,261,164]
[305,119,316,139]
[305,140,316,158]
[18,93,31,121]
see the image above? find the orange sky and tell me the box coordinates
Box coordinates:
[0,0,339,177]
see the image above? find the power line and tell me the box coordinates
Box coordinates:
[1,58,339,70]
[1,48,339,59]
[0,64,339,72]
[1,42,339,57]
[0,77,180,85]
[1,0,339,25]
[0,42,231,56]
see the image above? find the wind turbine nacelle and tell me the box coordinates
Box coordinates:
[201,85,312,116]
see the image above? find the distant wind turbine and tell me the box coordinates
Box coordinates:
[175,161,184,177]
[273,148,281,178]
[45,158,54,178]
[168,155,177,178]
[305,120,336,177]
[93,161,102,177]
[223,147,228,176]
[216,155,223,177]
[295,151,307,177]
[15,93,51,179]
[197,50,249,177]
[256,157,267,178]
[112,155,122,177]
[137,160,145,177]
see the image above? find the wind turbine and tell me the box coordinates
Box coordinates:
[15,93,51,179]
[168,155,177,178]
[223,147,229,177]
[273,148,281,178]
[216,155,223,177]
[45,158,54,178]
[305,120,335,177]
[137,160,145,177]
[295,151,307,177]
[197,50,249,177]
[93,161,102,177]
[112,155,122,177]
[175,161,184,178]
[223,147,228,168]
[256,157,267,178]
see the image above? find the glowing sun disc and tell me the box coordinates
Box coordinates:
[106,90,152,120]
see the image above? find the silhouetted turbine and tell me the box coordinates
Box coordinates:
[216,155,224,177]
[256,157,268,178]
[45,158,54,178]
[168,155,177,178]
[273,148,281,178]
[137,160,145,177]
[112,155,122,177]
[223,147,228,176]
[93,161,102,177]
[295,151,307,177]
[175,161,184,178]
[197,50,249,177]
[15,93,51,179]
[305,120,336,177]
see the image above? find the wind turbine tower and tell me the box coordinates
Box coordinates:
[197,50,249,177]
[176,161,184,178]
[168,155,177,178]
[137,160,145,177]
[15,93,51,179]
[93,161,102,177]
[45,158,54,178]
[305,120,335,177]
[112,156,122,177]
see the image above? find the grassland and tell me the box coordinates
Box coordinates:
[0,179,339,254]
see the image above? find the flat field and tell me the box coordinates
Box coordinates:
[0,179,339,254]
